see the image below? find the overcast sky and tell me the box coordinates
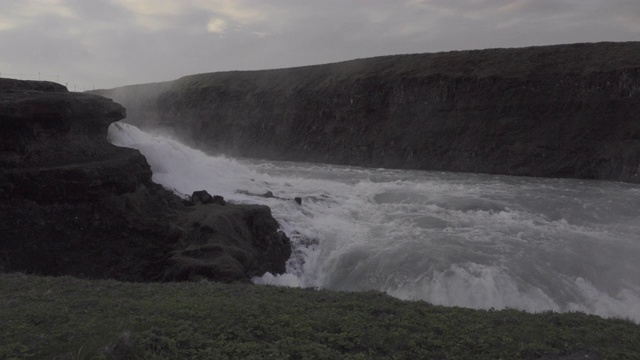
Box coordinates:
[1,0,638,89]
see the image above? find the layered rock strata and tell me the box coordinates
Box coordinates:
[0,78,290,282]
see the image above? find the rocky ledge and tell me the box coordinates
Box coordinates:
[97,42,640,183]
[0,78,291,283]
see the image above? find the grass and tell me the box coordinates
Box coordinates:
[1,273,639,359]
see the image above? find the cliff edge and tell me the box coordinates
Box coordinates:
[0,78,291,282]
[97,42,640,183]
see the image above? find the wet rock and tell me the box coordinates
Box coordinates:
[237,189,279,199]
[165,203,291,282]
[0,78,291,283]
[192,190,214,204]
[212,195,226,206]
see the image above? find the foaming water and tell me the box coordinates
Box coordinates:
[109,123,640,322]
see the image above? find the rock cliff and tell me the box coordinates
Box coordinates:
[97,42,640,183]
[0,78,290,282]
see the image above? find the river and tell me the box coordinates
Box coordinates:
[108,122,640,322]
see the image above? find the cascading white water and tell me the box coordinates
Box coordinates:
[108,122,640,322]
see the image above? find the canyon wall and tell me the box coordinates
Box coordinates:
[97,42,640,183]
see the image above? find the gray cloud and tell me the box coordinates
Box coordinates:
[0,0,638,89]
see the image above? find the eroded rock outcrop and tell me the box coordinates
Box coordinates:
[96,42,640,183]
[0,78,290,282]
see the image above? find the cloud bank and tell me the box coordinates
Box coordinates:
[0,0,637,89]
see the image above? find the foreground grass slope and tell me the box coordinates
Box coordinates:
[1,273,639,359]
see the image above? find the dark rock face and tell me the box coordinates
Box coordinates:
[96,42,640,183]
[165,200,290,282]
[191,190,215,205]
[0,78,290,283]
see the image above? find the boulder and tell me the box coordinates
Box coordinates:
[212,195,226,206]
[192,190,214,204]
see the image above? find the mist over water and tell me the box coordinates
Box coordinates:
[109,122,640,322]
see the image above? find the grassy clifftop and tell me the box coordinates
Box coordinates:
[2,273,639,359]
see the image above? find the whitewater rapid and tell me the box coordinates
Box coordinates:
[108,122,640,322]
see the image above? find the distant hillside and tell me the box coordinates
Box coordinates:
[95,42,640,183]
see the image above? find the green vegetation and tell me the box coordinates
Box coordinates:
[1,273,639,359]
